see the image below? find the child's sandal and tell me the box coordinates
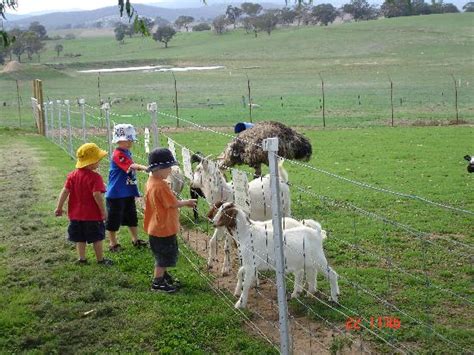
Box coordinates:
[109,243,122,252]
[132,239,147,248]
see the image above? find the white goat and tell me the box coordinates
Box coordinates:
[213,202,339,309]
[165,165,185,196]
[192,158,291,275]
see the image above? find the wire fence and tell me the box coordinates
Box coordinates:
[4,71,474,130]
[34,98,473,354]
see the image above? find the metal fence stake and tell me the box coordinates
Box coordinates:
[263,137,290,355]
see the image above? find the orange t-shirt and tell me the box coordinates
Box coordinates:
[144,175,179,237]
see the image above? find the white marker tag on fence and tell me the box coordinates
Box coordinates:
[232,169,250,214]
[168,138,176,159]
[182,148,192,180]
[144,128,150,154]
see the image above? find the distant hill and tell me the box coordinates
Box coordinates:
[3,3,276,30]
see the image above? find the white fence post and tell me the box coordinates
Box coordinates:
[79,99,86,142]
[49,101,54,142]
[103,103,112,159]
[263,137,291,355]
[57,100,62,148]
[147,102,159,148]
[43,101,49,138]
[65,100,73,158]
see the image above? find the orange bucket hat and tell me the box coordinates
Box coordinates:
[76,143,108,169]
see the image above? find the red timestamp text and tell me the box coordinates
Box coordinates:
[345,316,401,331]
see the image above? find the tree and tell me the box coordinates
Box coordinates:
[241,2,263,17]
[343,0,378,21]
[294,3,312,25]
[54,44,63,57]
[463,2,474,11]
[193,23,211,31]
[279,7,297,26]
[10,29,27,62]
[152,25,176,48]
[155,16,170,27]
[114,23,127,43]
[28,21,47,40]
[440,3,459,12]
[225,5,243,28]
[311,4,338,25]
[212,15,227,35]
[254,10,279,35]
[381,0,412,17]
[175,15,194,32]
[141,17,155,34]
[411,0,432,15]
[24,31,44,61]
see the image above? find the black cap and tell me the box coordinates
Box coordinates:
[147,148,178,172]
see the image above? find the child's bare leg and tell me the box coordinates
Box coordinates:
[76,242,86,260]
[92,240,104,261]
[129,226,139,242]
[154,266,166,279]
[108,230,118,246]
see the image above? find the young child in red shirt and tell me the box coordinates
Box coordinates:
[144,148,196,292]
[55,143,113,265]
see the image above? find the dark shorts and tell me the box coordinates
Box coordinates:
[68,220,105,244]
[149,235,178,268]
[106,197,138,231]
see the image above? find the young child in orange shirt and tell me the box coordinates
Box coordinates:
[144,148,196,293]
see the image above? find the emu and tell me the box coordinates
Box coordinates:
[219,121,312,177]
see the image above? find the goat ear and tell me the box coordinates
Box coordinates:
[464,155,472,161]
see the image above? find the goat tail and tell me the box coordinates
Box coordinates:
[278,159,289,184]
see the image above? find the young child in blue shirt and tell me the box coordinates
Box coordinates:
[106,124,148,252]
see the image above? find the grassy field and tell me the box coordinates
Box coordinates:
[1,13,473,128]
[0,11,473,354]
[0,128,277,353]
[7,120,472,353]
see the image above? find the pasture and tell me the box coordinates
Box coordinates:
[1,13,474,128]
[0,11,473,354]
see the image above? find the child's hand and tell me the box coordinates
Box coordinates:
[54,208,63,217]
[128,163,147,173]
[186,199,197,208]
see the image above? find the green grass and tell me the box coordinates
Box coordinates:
[159,125,473,353]
[0,12,473,353]
[0,128,276,354]
[1,13,473,128]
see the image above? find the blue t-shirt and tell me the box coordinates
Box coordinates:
[106,148,140,199]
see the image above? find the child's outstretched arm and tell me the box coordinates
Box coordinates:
[128,163,148,172]
[55,188,70,216]
[93,191,107,220]
[175,199,197,209]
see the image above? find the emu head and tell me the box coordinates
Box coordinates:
[212,202,238,235]
[464,155,474,173]
[219,139,246,169]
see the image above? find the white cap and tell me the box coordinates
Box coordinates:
[112,124,138,143]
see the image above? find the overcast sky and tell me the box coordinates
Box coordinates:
[10,0,468,15]
[12,0,167,14]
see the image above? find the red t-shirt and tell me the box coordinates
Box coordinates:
[65,168,106,221]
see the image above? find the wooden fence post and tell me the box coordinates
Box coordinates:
[32,79,45,135]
